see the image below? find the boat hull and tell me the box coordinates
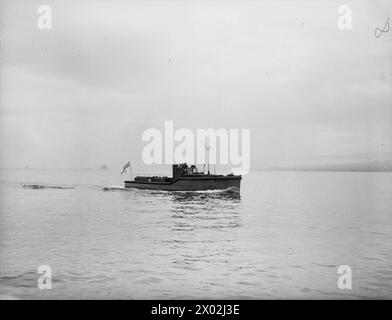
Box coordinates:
[124,176,241,191]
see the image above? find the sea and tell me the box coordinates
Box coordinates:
[0,168,391,299]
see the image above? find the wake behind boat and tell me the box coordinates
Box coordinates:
[124,163,241,192]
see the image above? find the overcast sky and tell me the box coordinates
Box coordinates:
[1,0,391,170]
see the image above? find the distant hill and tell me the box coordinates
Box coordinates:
[263,160,392,172]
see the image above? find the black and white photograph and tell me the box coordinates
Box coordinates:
[0,0,391,306]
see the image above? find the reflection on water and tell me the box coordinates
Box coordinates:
[169,190,241,231]
[169,188,241,202]
[164,190,242,280]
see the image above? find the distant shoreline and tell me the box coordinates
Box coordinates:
[259,168,392,172]
[258,160,392,172]
[2,160,392,173]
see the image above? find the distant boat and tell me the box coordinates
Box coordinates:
[100,164,108,170]
[124,163,241,192]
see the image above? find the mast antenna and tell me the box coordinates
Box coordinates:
[204,137,211,175]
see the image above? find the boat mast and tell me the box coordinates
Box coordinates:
[205,137,211,175]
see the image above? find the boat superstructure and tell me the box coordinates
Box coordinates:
[124,163,241,191]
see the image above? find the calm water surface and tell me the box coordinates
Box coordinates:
[0,169,391,299]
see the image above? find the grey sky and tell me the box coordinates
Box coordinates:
[1,0,391,170]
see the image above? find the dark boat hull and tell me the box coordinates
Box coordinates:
[124,176,241,191]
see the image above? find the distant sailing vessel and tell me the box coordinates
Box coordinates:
[123,163,241,192]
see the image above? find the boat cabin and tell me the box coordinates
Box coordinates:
[172,163,202,178]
